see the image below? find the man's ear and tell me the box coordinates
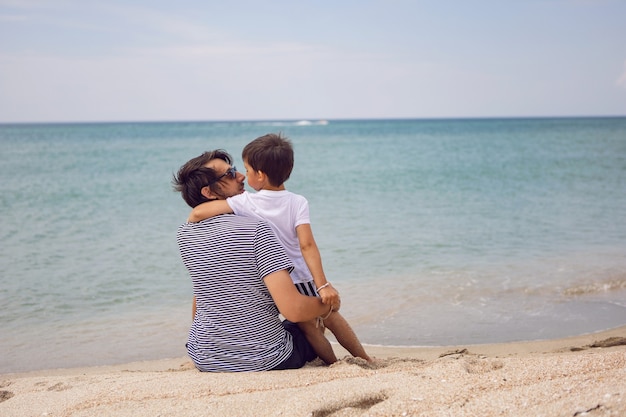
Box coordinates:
[201,186,215,200]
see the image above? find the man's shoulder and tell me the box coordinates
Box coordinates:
[179,214,264,230]
[215,214,274,232]
[177,215,273,246]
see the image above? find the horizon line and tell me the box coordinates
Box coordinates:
[1,114,625,126]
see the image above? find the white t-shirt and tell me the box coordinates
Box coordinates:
[227,190,313,284]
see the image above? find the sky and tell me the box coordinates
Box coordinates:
[1,0,625,123]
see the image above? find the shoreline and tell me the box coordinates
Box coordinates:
[2,326,625,416]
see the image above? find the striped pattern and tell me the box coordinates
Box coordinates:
[295,281,319,297]
[177,214,295,372]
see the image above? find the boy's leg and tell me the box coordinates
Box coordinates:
[323,312,372,361]
[297,319,338,365]
[272,320,318,370]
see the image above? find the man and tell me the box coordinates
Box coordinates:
[173,149,337,372]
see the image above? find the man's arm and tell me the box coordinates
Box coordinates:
[263,269,337,322]
[188,200,233,222]
[296,223,340,306]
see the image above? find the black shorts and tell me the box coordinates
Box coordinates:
[272,320,317,370]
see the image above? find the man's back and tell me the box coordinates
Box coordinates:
[177,214,294,372]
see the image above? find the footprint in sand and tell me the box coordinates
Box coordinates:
[0,390,14,403]
[463,357,504,374]
[311,392,388,417]
[47,382,72,391]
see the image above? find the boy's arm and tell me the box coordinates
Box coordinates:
[188,200,233,222]
[296,223,340,306]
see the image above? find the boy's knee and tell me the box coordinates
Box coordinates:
[322,313,340,326]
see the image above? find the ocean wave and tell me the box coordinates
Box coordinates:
[562,276,626,296]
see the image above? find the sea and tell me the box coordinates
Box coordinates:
[1,117,625,373]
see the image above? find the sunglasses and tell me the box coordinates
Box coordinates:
[206,166,237,186]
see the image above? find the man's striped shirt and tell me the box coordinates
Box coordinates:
[177,214,294,372]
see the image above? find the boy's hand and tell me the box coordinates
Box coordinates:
[318,284,340,306]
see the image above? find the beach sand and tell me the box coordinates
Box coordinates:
[1,326,625,417]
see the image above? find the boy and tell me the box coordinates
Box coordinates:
[188,133,372,364]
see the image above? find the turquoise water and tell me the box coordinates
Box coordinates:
[1,118,625,373]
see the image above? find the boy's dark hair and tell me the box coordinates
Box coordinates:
[172,149,233,208]
[242,133,294,187]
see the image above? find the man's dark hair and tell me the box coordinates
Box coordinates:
[172,149,233,207]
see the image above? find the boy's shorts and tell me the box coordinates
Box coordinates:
[272,320,317,370]
[294,281,319,297]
